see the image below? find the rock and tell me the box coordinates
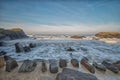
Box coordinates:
[56,68,98,80]
[41,61,47,72]
[81,57,95,73]
[29,43,36,48]
[70,35,85,39]
[71,59,79,68]
[102,60,119,73]
[93,62,106,71]
[80,47,87,51]
[23,46,31,52]
[15,43,24,53]
[49,59,57,64]
[0,51,7,56]
[0,56,5,68]
[92,37,100,40]
[0,28,27,40]
[5,56,18,72]
[66,47,75,51]
[95,32,120,38]
[49,62,58,73]
[59,59,67,68]
[0,42,5,46]
[113,61,120,70]
[4,55,13,61]
[19,60,37,72]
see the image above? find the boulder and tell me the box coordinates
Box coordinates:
[113,61,120,70]
[0,51,7,56]
[41,61,47,72]
[5,56,18,72]
[56,68,98,80]
[71,59,79,68]
[80,47,87,51]
[29,43,36,48]
[49,59,57,64]
[0,56,5,68]
[95,32,120,38]
[4,55,13,61]
[59,59,67,68]
[0,41,5,46]
[66,47,75,51]
[93,62,106,71]
[102,60,119,73]
[19,60,37,72]
[70,35,85,39]
[23,46,31,52]
[81,57,95,73]
[15,43,24,53]
[49,62,58,73]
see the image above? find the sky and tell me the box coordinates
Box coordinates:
[0,0,120,34]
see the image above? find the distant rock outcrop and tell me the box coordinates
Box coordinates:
[0,28,27,40]
[95,32,120,38]
[70,35,85,39]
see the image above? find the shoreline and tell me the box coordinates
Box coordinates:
[0,60,120,80]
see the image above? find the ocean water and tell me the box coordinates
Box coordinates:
[0,34,120,63]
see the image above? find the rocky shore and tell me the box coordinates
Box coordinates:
[0,28,120,80]
[0,57,120,80]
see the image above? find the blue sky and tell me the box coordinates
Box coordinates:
[0,0,120,33]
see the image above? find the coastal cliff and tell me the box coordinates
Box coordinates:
[95,32,120,38]
[0,28,27,40]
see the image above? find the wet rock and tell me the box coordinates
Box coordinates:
[41,61,47,72]
[66,47,75,51]
[23,46,31,52]
[71,59,79,68]
[56,68,98,80]
[5,56,18,72]
[81,57,95,73]
[0,56,5,68]
[0,51,7,56]
[15,43,24,53]
[4,55,13,61]
[102,60,119,73]
[93,62,106,71]
[59,59,67,68]
[19,60,37,72]
[113,61,120,70]
[0,42,4,46]
[80,47,87,51]
[29,43,36,48]
[49,59,57,64]
[49,62,58,73]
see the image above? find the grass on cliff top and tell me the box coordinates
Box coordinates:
[9,28,23,32]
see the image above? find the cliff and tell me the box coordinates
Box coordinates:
[0,28,27,40]
[95,32,120,38]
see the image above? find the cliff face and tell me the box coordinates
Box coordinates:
[0,28,27,40]
[95,32,120,38]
